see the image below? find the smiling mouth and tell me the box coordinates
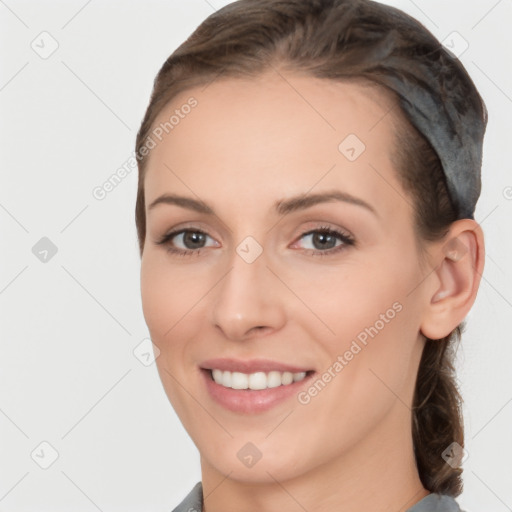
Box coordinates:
[204,368,316,390]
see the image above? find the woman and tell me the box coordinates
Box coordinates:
[134,0,487,510]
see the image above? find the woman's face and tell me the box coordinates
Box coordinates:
[140,71,431,483]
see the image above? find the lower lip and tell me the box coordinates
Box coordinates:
[200,368,315,414]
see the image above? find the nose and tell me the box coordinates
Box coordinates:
[209,245,286,342]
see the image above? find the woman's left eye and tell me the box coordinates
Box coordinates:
[293,226,355,256]
[155,226,355,257]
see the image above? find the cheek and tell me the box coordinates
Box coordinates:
[140,252,215,401]
[140,252,203,339]
[290,252,415,342]
[292,248,422,394]
[140,254,202,412]
[140,256,171,339]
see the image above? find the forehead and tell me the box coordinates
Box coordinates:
[143,70,405,221]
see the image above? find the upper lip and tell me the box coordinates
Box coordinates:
[200,357,313,374]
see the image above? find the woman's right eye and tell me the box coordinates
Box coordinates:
[156,228,218,256]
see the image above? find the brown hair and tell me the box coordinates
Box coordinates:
[135,0,486,496]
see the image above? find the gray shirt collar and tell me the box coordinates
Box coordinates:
[171,482,463,512]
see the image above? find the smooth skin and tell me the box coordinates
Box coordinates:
[139,68,484,512]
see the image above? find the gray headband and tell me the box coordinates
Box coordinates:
[371,35,487,219]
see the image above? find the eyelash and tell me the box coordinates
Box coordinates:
[155,225,355,258]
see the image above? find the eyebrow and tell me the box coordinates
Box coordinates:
[147,190,378,217]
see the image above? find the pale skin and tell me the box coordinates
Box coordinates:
[139,69,485,512]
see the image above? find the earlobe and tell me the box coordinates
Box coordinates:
[420,220,485,340]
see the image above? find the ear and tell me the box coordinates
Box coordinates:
[420,219,485,340]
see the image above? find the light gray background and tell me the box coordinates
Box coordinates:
[1,0,511,510]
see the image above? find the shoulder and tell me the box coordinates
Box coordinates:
[171,481,203,512]
[407,493,463,512]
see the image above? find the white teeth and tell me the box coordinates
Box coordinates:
[231,371,248,389]
[222,370,232,388]
[210,369,308,389]
[248,372,267,390]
